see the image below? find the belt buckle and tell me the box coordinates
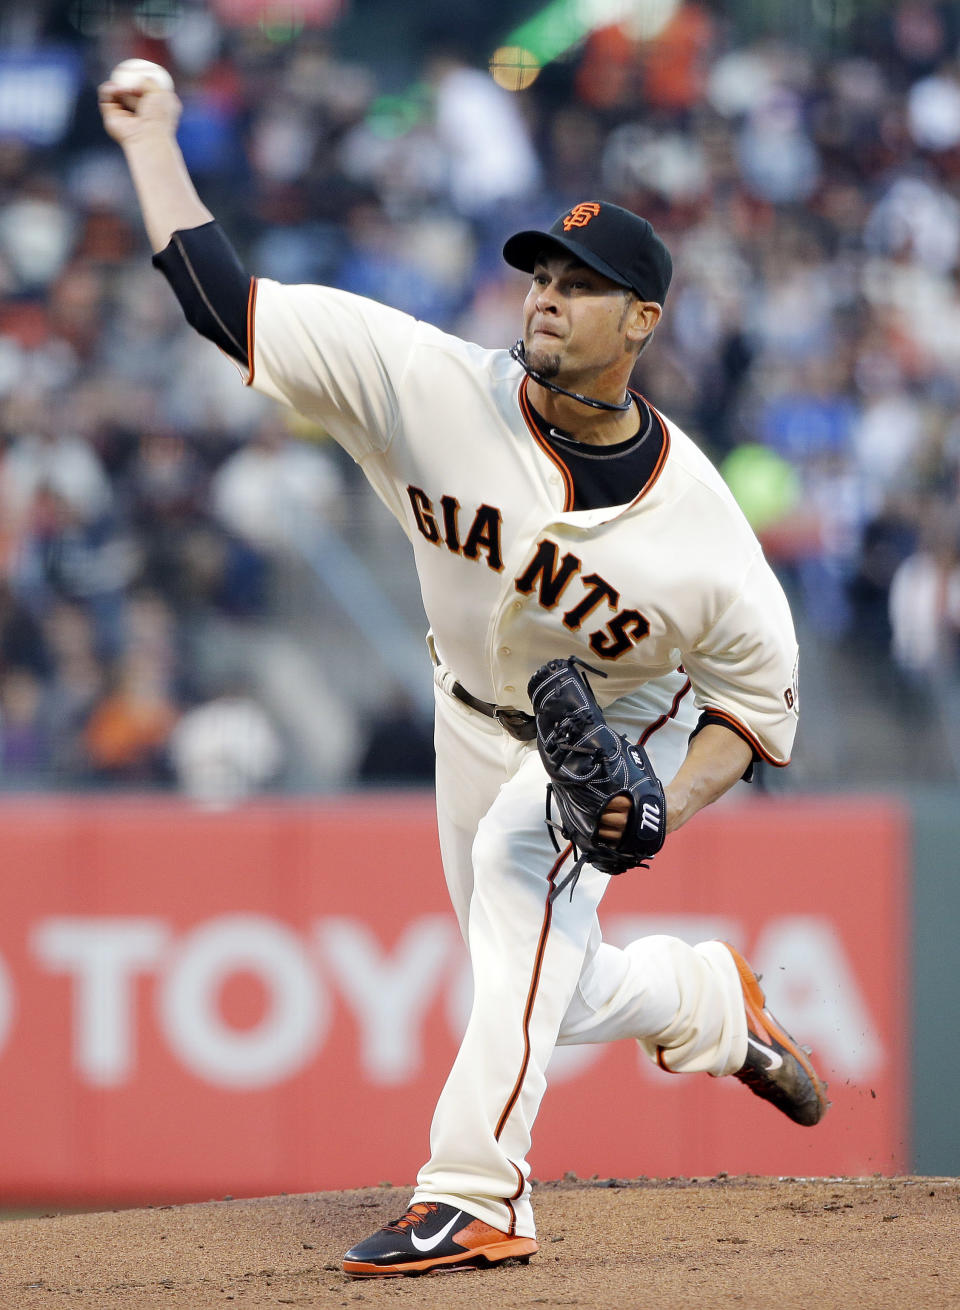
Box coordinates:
[494,706,537,742]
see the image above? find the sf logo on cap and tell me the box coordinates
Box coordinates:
[562,202,601,231]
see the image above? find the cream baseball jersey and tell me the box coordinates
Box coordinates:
[248,279,799,764]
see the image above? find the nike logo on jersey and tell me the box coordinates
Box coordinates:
[746,1037,784,1071]
[409,1209,464,1252]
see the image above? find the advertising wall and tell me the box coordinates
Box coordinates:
[0,795,907,1204]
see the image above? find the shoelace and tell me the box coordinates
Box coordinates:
[385,1203,437,1233]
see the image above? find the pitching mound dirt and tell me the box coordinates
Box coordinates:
[0,1176,956,1309]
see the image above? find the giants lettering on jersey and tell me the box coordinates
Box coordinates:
[407,488,650,661]
[515,539,650,660]
[407,486,504,571]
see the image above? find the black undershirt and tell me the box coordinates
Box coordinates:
[529,393,663,510]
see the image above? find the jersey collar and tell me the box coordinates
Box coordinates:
[517,375,670,517]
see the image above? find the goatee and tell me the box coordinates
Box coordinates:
[523,344,561,378]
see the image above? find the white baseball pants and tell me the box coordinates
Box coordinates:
[412,673,748,1238]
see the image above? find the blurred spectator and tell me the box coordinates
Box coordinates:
[851,384,927,511]
[847,503,918,657]
[0,175,75,291]
[100,264,185,386]
[0,578,49,676]
[336,200,474,324]
[0,667,49,782]
[893,1,952,76]
[576,2,716,115]
[759,358,858,467]
[82,649,179,785]
[357,689,435,787]
[169,684,284,807]
[906,61,960,150]
[11,484,136,655]
[41,600,105,781]
[864,175,960,276]
[426,48,540,217]
[736,87,821,205]
[601,122,710,208]
[888,512,960,677]
[121,427,207,600]
[2,391,112,528]
[123,429,206,528]
[210,413,344,553]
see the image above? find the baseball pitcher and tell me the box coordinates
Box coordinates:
[100,67,827,1280]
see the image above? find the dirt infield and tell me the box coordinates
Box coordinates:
[0,1176,956,1310]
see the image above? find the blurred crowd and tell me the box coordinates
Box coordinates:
[2,0,960,794]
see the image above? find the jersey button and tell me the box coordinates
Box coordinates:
[504,684,516,694]
[500,646,511,656]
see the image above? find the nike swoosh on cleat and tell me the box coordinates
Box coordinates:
[409,1210,464,1252]
[747,1036,784,1071]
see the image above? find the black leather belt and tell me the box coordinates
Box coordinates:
[450,681,537,741]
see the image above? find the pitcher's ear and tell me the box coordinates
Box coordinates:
[625,299,661,345]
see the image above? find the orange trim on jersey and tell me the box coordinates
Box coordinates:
[701,707,790,767]
[639,675,692,747]
[494,843,569,1143]
[656,1046,679,1073]
[244,276,258,387]
[519,376,574,510]
[627,397,670,507]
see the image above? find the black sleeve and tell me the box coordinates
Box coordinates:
[152,220,251,367]
[689,710,757,782]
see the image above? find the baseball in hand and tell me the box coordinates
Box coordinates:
[108,58,174,107]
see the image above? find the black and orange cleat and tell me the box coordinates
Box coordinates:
[725,943,829,1127]
[342,1201,538,1278]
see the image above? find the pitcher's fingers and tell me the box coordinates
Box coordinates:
[597,795,629,841]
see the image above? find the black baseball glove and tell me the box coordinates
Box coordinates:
[527,656,666,901]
